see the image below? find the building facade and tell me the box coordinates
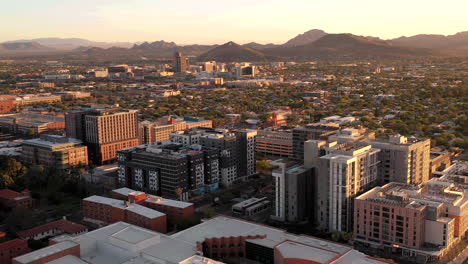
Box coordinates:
[83,195,167,233]
[65,108,139,165]
[22,134,88,169]
[117,142,220,200]
[270,160,313,223]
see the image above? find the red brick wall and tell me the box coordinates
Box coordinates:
[0,100,15,114]
[99,138,139,163]
[203,235,266,259]
[0,239,29,264]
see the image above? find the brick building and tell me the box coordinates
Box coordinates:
[0,100,15,114]
[82,195,167,233]
[0,239,29,264]
[12,241,79,264]
[0,189,33,210]
[111,187,195,224]
[17,219,87,241]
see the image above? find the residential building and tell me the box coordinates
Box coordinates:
[65,108,139,165]
[256,128,293,158]
[0,189,33,210]
[303,139,380,232]
[22,134,88,169]
[83,195,167,233]
[139,116,212,145]
[117,142,220,200]
[235,129,257,180]
[174,52,188,72]
[111,187,195,224]
[270,160,313,222]
[292,123,340,162]
[17,219,87,241]
[199,130,240,186]
[0,239,29,264]
[361,135,431,185]
[354,164,467,261]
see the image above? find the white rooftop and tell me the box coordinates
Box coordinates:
[113,187,193,209]
[172,216,388,264]
[14,241,79,264]
[84,195,165,219]
[46,255,88,264]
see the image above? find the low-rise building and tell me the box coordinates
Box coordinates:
[22,134,88,169]
[17,219,88,241]
[83,195,167,233]
[0,189,33,210]
[0,239,30,264]
[112,187,195,224]
[0,113,65,135]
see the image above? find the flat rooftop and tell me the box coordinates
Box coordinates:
[84,195,166,219]
[172,216,388,264]
[13,241,78,264]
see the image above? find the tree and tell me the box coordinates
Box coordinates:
[0,157,27,189]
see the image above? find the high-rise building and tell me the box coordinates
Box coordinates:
[199,130,240,186]
[22,134,88,169]
[235,129,257,180]
[117,142,220,200]
[292,123,340,162]
[270,160,313,222]
[65,108,139,165]
[174,52,188,73]
[360,135,431,185]
[305,141,380,232]
[354,162,468,260]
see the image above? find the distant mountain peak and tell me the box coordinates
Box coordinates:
[198,41,275,62]
[283,29,328,47]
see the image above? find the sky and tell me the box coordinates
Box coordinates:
[1,0,468,44]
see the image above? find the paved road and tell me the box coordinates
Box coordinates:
[449,244,468,264]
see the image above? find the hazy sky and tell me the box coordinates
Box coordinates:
[2,0,468,44]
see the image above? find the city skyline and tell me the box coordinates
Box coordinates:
[1,0,468,44]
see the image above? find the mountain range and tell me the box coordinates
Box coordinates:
[1,30,468,60]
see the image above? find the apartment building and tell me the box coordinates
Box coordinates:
[235,129,257,180]
[65,108,139,164]
[83,195,167,233]
[304,140,380,232]
[292,123,340,162]
[139,116,212,144]
[117,142,220,200]
[22,134,88,169]
[361,135,431,185]
[270,160,313,223]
